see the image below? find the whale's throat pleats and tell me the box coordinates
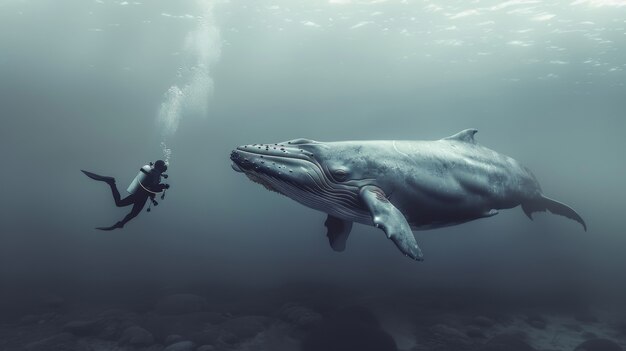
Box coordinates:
[245,173,282,195]
[244,169,370,224]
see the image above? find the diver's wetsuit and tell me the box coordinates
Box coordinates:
[81,169,168,230]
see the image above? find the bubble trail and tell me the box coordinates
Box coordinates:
[156,0,223,164]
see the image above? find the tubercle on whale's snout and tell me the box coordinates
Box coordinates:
[234,143,315,160]
[230,150,243,162]
[230,150,238,162]
[230,146,309,176]
[230,149,263,173]
[230,149,254,173]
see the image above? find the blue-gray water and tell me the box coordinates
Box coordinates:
[1,1,625,350]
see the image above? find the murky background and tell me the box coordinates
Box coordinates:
[1,1,625,350]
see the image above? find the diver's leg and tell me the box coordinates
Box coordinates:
[118,196,148,226]
[108,183,124,206]
[81,170,128,206]
[96,197,147,231]
[117,194,135,207]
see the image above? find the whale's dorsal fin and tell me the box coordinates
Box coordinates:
[443,129,478,144]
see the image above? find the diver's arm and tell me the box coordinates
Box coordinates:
[156,183,170,191]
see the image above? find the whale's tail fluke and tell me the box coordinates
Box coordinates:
[522,195,587,231]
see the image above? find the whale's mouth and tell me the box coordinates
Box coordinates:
[230,146,313,197]
[231,162,243,173]
[230,143,370,223]
[230,145,334,201]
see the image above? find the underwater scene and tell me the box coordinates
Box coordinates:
[1,0,625,350]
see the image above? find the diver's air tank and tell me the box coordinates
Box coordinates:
[127,164,155,194]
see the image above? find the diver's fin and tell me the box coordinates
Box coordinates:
[324,215,353,252]
[360,186,424,261]
[81,170,115,184]
[522,195,587,231]
[442,129,478,144]
[96,221,124,231]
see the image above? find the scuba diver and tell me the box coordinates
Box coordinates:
[81,160,170,231]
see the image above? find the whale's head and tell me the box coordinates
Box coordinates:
[230,139,375,222]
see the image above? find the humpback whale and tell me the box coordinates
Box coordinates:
[230,129,586,261]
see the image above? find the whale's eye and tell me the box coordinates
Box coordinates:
[333,168,349,180]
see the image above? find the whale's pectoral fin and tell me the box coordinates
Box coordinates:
[360,186,424,261]
[324,215,353,252]
[522,195,587,231]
